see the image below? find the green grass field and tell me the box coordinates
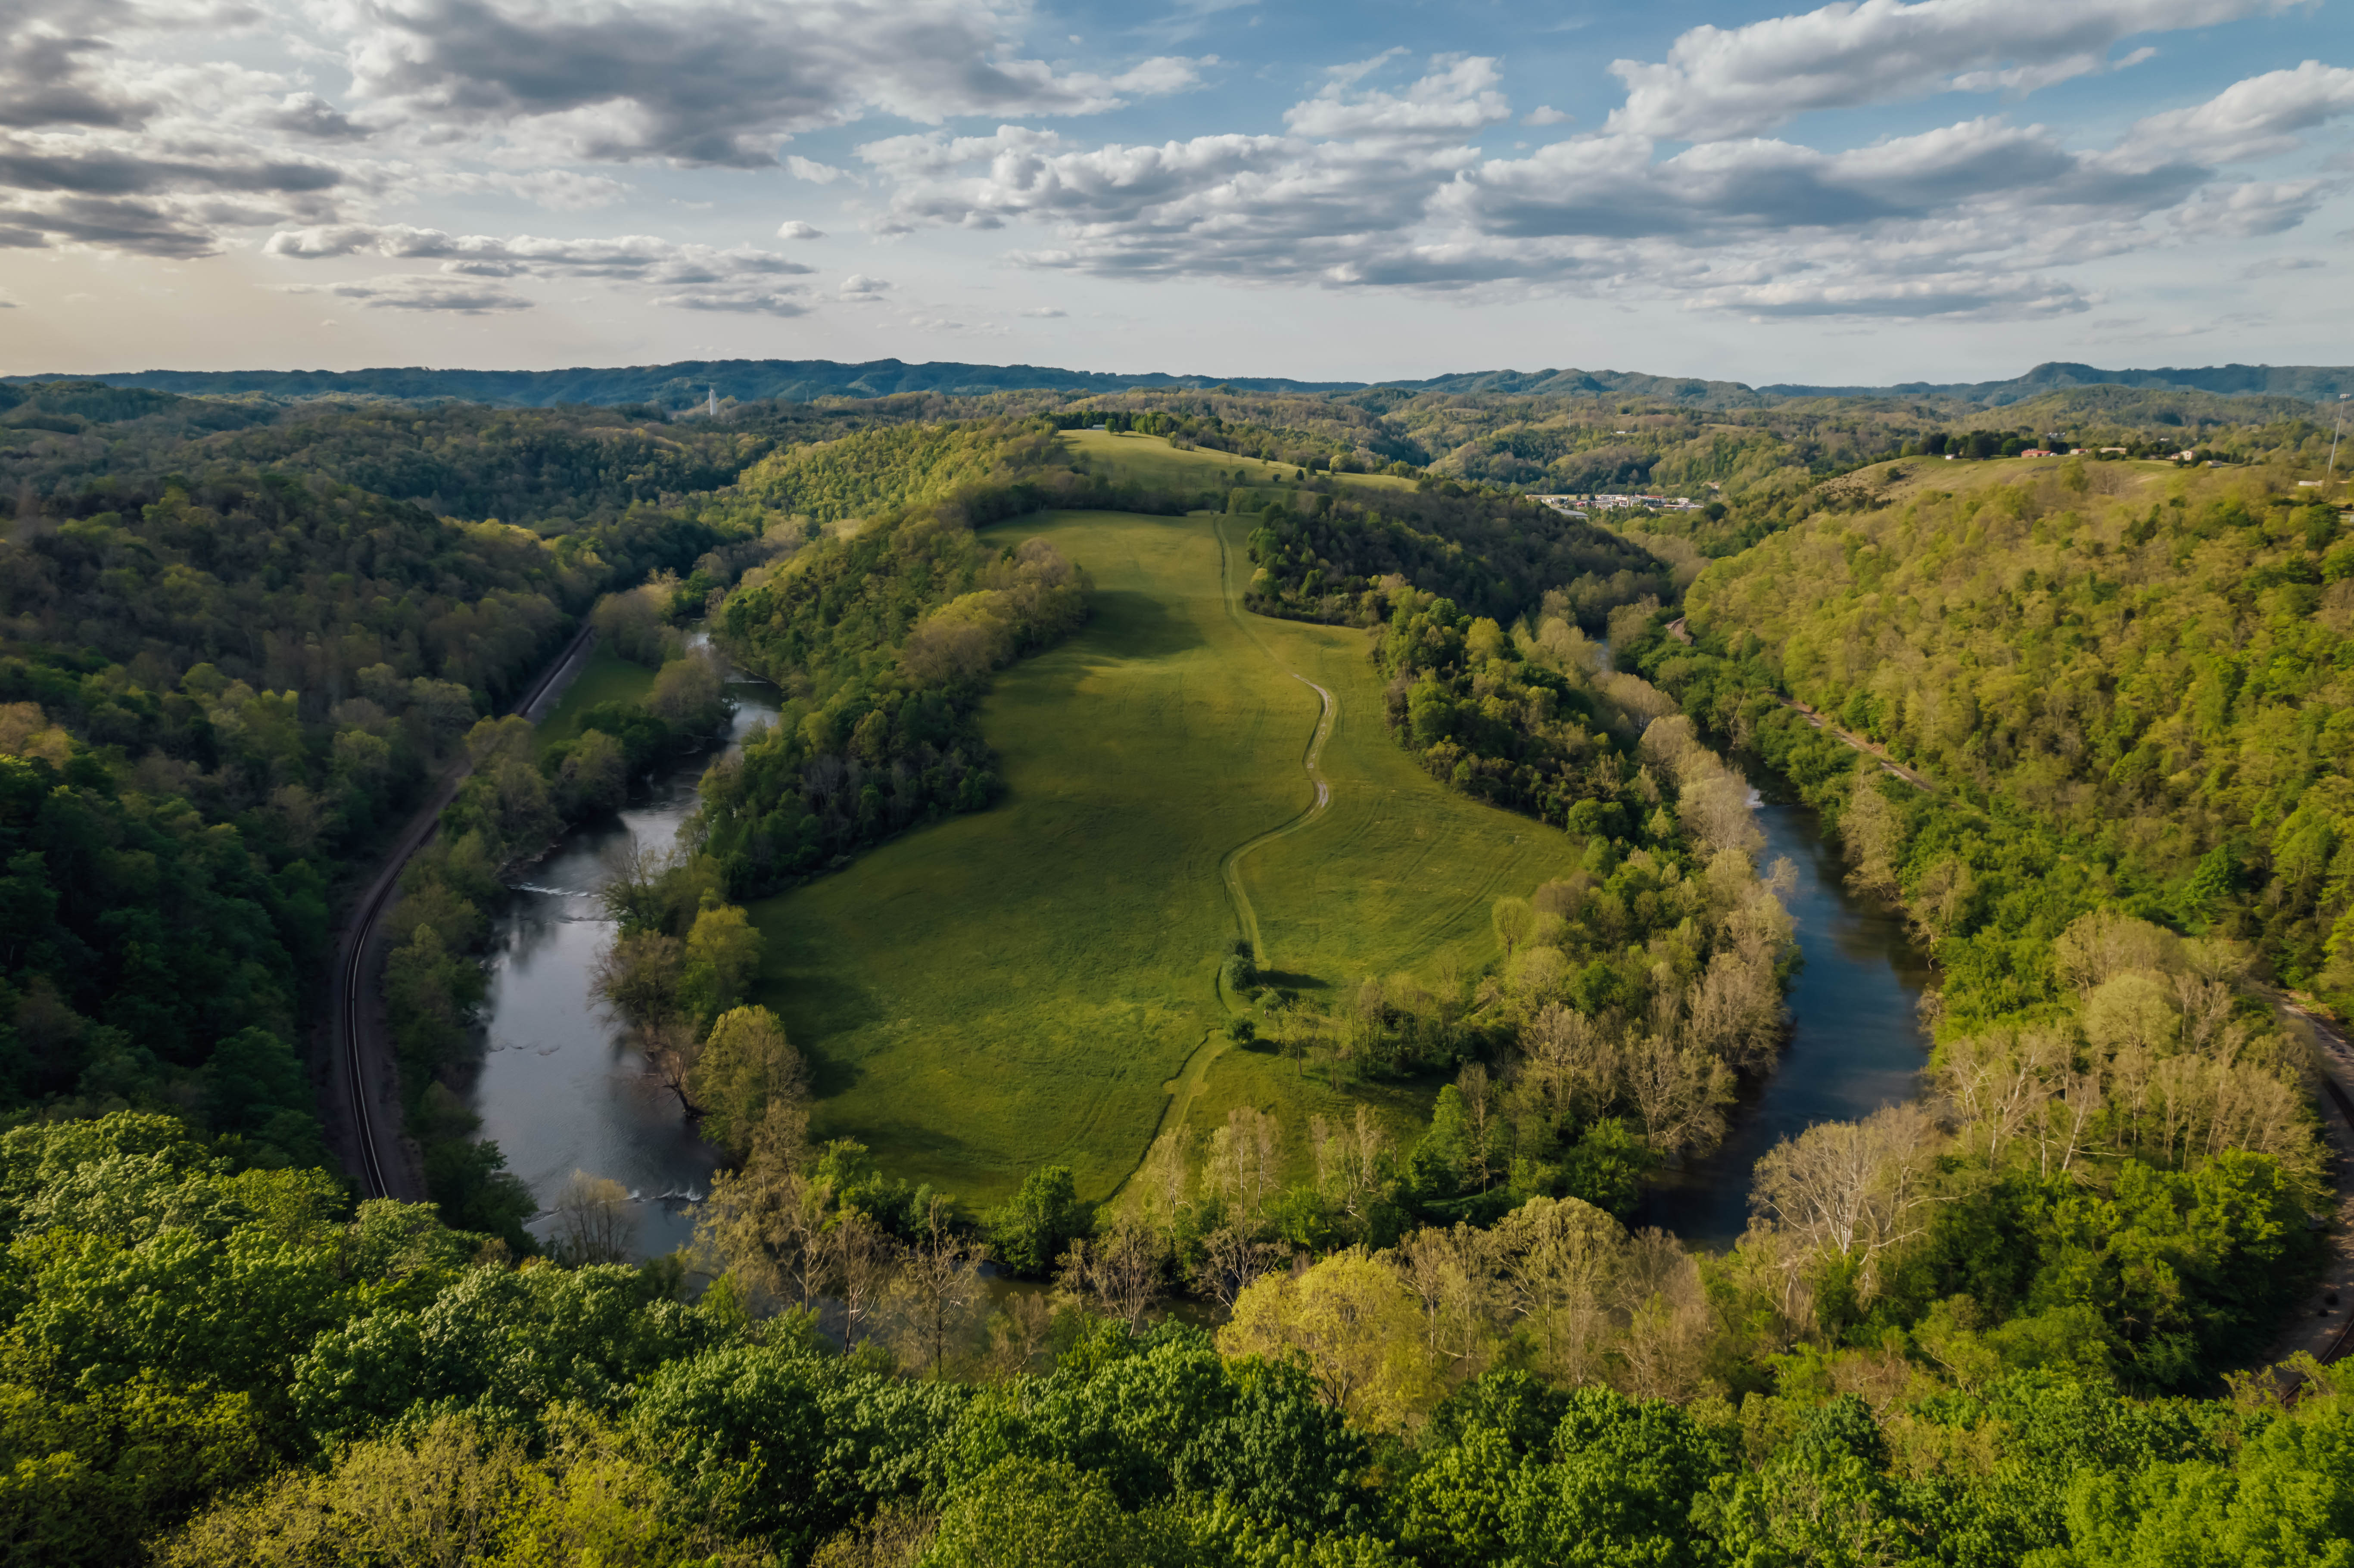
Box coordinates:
[534,642,656,752]
[1062,429,1417,495]
[748,507,1583,1203]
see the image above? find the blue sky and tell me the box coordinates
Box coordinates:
[2,0,2349,384]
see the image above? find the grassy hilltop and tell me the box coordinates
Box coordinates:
[751,499,1582,1201]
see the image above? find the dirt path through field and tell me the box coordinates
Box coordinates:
[1124,516,1344,1178]
[1208,512,1339,975]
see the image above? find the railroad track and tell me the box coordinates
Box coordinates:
[338,624,595,1198]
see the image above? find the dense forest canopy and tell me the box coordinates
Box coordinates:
[0,368,2348,1565]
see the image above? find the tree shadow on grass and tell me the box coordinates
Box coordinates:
[768,969,881,1098]
[1087,588,1202,661]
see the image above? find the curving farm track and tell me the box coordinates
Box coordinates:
[328,624,596,1199]
[1216,672,1336,968]
[1209,513,1340,975]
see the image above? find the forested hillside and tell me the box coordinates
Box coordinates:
[1237,483,1666,628]
[4,374,2351,1566]
[0,387,764,1162]
[1663,457,2354,1008]
[10,1108,2353,1568]
[701,424,1177,892]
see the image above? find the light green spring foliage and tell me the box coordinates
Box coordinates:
[1683,459,2354,996]
[736,420,1066,523]
[689,1004,805,1156]
[749,509,1583,1201]
[4,1111,2354,1568]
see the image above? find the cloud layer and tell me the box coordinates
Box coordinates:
[1604,0,2296,141]
[2,0,2347,328]
[857,48,2354,318]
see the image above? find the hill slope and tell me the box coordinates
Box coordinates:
[1764,359,2354,404]
[748,507,1585,1200]
[18,356,2347,410]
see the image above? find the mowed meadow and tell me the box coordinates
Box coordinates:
[748,496,1585,1203]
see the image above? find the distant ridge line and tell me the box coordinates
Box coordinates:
[3,357,2347,408]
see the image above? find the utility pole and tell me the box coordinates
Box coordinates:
[2330,392,2350,480]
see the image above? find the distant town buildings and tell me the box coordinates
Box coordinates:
[1532,493,1700,515]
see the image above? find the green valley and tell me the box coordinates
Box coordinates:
[749,506,1583,1201]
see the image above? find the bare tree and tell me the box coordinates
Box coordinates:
[1205,1105,1283,1222]
[1396,1224,1499,1380]
[549,1170,635,1265]
[1937,1029,2067,1167]
[1749,1103,1944,1301]
[1684,949,1785,1074]
[1623,1034,1734,1160]
[1137,1128,1193,1228]
[1192,1225,1283,1313]
[1311,1104,1391,1222]
[1613,1228,1711,1403]
[828,1211,899,1353]
[1520,1003,1618,1126]
[598,833,678,933]
[987,1291,1056,1379]
[1456,1064,1500,1189]
[591,930,685,1030]
[2174,972,2235,1056]
[635,1014,703,1115]
[2032,1070,2105,1181]
[694,1126,831,1315]
[886,1198,986,1378]
[1059,1215,1166,1328]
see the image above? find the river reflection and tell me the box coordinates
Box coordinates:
[1638,793,1935,1247]
[467,656,779,1258]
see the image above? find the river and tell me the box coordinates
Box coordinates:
[467,653,780,1257]
[1638,790,1936,1245]
[467,635,1928,1259]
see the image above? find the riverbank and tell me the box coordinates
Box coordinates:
[321,623,600,1201]
[1641,791,1935,1244]
[464,652,781,1257]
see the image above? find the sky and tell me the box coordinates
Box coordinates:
[1,0,2350,386]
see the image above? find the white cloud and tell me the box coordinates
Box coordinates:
[838,271,890,297]
[1522,106,1570,127]
[2242,255,2326,276]
[2114,59,2354,170]
[0,3,357,257]
[776,219,825,240]
[1019,305,1066,316]
[1607,0,2294,141]
[785,156,848,184]
[2168,177,2338,236]
[859,53,2354,322]
[324,0,1208,167]
[1282,55,1510,139]
[904,311,1006,334]
[265,222,816,312]
[425,168,630,209]
[282,272,532,311]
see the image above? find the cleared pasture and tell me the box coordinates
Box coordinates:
[747,507,1582,1202]
[534,642,656,752]
[1060,429,1417,495]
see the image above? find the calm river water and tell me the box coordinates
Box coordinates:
[467,654,779,1257]
[468,634,1928,1258]
[1639,793,1936,1245]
